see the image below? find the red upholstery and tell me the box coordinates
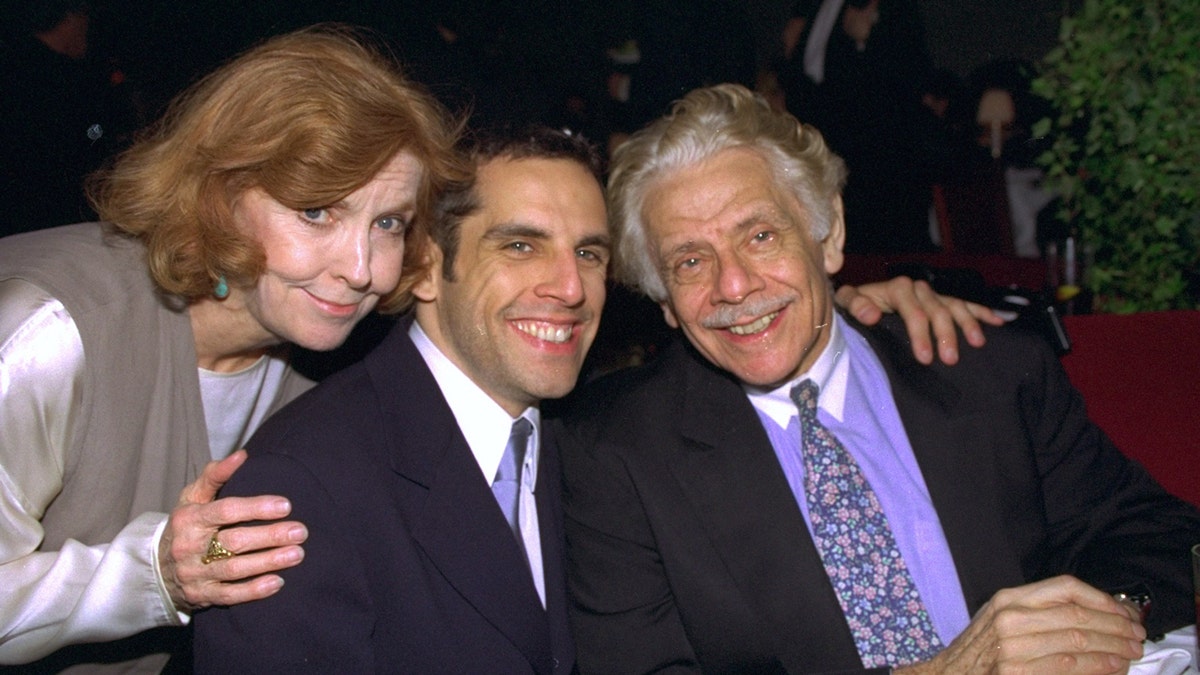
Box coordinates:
[1060,311,1200,507]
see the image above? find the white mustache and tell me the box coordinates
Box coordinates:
[700,295,796,329]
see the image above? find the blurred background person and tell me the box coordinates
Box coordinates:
[787,0,945,254]
[0,0,139,237]
[934,59,1058,257]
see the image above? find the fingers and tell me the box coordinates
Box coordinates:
[190,571,290,608]
[1000,627,1143,665]
[185,522,308,606]
[835,277,1005,366]
[160,462,308,611]
[162,504,308,611]
[967,299,1006,327]
[1006,652,1132,675]
[178,449,249,506]
[214,519,309,557]
[835,284,885,327]
[990,610,1143,674]
[928,576,1145,674]
[900,280,945,366]
[907,280,962,364]
[895,280,1001,366]
[994,601,1146,647]
[201,494,295,529]
[939,296,1005,352]
[992,575,1131,617]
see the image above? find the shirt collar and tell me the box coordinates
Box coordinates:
[743,313,850,429]
[409,321,540,488]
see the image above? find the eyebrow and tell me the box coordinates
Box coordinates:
[577,233,612,250]
[325,198,416,217]
[663,239,704,261]
[484,223,611,250]
[736,207,790,232]
[660,206,792,261]
[483,222,548,241]
[662,216,758,256]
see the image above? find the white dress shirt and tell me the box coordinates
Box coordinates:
[409,321,546,607]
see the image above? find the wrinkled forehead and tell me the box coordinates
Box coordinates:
[642,149,803,244]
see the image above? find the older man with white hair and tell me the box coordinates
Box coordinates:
[558,84,1200,673]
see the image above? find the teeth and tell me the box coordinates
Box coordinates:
[728,312,777,336]
[515,322,572,344]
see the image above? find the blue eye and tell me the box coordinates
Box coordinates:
[376,215,408,232]
[301,208,330,224]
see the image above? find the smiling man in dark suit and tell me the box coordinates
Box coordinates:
[188,112,1005,672]
[192,127,610,673]
[558,84,1200,673]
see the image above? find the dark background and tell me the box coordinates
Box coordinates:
[67,0,1078,120]
[0,0,1081,239]
[750,0,1076,77]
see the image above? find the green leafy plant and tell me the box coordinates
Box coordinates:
[1032,0,1200,312]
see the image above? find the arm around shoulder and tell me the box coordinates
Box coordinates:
[192,450,374,673]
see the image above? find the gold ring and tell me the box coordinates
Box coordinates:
[201,535,235,564]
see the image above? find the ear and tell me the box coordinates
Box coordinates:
[660,300,680,329]
[821,195,846,276]
[410,237,444,303]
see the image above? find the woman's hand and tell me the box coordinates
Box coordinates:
[158,450,307,612]
[835,277,1005,365]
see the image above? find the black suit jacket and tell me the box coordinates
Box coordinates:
[557,316,1200,674]
[194,321,575,673]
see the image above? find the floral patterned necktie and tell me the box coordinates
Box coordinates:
[791,380,942,668]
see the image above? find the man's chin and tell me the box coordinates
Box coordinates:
[527,371,585,402]
[723,360,800,390]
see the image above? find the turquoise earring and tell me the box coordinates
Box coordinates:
[213,275,229,300]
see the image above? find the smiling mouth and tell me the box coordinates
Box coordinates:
[514,321,574,344]
[306,291,363,316]
[727,311,779,336]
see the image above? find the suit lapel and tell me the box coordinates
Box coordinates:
[652,321,1031,668]
[535,424,575,669]
[363,323,556,673]
[861,321,1028,614]
[664,344,866,670]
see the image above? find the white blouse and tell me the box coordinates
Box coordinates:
[0,278,287,664]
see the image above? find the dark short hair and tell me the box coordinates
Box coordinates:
[431,125,603,280]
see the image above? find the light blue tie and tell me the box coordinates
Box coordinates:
[493,418,531,539]
[791,380,942,668]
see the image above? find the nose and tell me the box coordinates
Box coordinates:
[711,249,762,304]
[534,250,586,306]
[332,227,372,290]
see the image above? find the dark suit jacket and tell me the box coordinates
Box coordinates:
[194,321,575,673]
[557,315,1200,674]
